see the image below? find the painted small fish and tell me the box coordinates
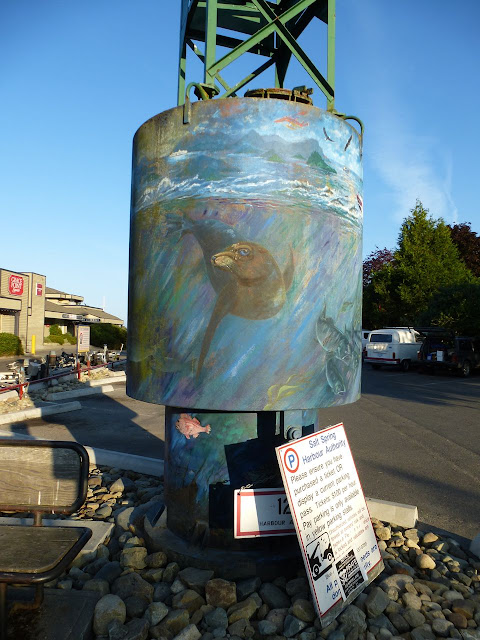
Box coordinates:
[175,413,211,439]
[274,116,308,130]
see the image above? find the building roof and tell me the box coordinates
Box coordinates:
[45,301,123,325]
[45,287,83,302]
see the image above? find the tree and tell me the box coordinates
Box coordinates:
[363,247,395,287]
[362,201,476,328]
[448,222,480,277]
[393,201,475,322]
[419,284,480,335]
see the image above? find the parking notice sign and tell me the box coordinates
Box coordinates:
[276,423,384,627]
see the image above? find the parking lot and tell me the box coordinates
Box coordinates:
[2,364,479,541]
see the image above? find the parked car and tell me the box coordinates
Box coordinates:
[361,329,371,359]
[417,330,480,377]
[364,327,423,371]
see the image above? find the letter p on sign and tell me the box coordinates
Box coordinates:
[284,448,300,473]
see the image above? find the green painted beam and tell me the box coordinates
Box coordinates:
[204,0,218,85]
[207,0,315,76]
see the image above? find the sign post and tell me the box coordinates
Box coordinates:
[276,423,384,627]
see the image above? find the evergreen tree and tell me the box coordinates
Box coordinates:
[393,201,474,321]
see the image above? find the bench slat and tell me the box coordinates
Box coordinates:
[0,525,86,574]
[0,446,80,510]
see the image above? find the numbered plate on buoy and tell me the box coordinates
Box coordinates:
[233,488,296,538]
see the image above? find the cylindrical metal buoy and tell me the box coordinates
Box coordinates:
[128,97,363,410]
[128,95,363,576]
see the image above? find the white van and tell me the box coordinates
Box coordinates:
[364,327,423,372]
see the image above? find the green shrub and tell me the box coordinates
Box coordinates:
[64,333,77,345]
[0,333,24,356]
[90,323,127,349]
[49,324,62,336]
[45,334,65,345]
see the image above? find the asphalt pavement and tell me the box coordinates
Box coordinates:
[2,365,479,540]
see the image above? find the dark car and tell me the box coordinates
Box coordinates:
[417,330,480,377]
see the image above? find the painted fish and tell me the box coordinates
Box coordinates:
[274,116,308,130]
[175,413,211,439]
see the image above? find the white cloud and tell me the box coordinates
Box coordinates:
[368,115,458,225]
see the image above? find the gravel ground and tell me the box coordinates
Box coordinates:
[3,465,479,640]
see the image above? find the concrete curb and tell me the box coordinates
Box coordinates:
[0,401,82,425]
[85,446,164,477]
[366,496,418,528]
[83,374,126,387]
[46,385,115,401]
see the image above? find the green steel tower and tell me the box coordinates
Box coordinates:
[178,0,336,110]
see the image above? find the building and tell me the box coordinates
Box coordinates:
[0,268,124,351]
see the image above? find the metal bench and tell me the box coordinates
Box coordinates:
[0,439,92,640]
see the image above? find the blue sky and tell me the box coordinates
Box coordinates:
[2,0,479,325]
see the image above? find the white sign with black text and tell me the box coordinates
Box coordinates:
[234,488,295,538]
[276,423,384,626]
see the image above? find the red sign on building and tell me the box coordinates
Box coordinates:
[8,274,24,296]
[36,283,43,296]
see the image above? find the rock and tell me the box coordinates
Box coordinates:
[402,592,422,610]
[120,546,148,570]
[380,574,414,592]
[205,579,237,609]
[95,561,122,584]
[449,613,468,629]
[283,615,308,637]
[112,572,154,602]
[83,578,110,597]
[172,589,206,615]
[171,577,187,594]
[228,598,259,624]
[416,554,436,570]
[403,607,426,628]
[144,601,169,626]
[124,595,149,618]
[178,568,215,593]
[205,608,229,629]
[410,627,435,640]
[164,562,180,583]
[111,477,136,493]
[172,624,202,640]
[258,620,277,635]
[265,608,288,633]
[236,577,261,601]
[147,552,168,568]
[291,599,315,623]
[431,619,454,637]
[338,605,367,634]
[93,594,126,636]
[404,529,420,543]
[286,578,309,597]
[123,617,150,640]
[387,613,409,634]
[228,618,250,638]
[259,583,290,609]
[365,587,391,618]
[443,591,465,603]
[143,568,165,583]
[367,614,397,636]
[96,505,113,518]
[328,630,345,640]
[115,507,135,531]
[153,609,190,637]
[451,600,476,619]
[376,527,392,541]
[154,582,172,602]
[422,532,439,544]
